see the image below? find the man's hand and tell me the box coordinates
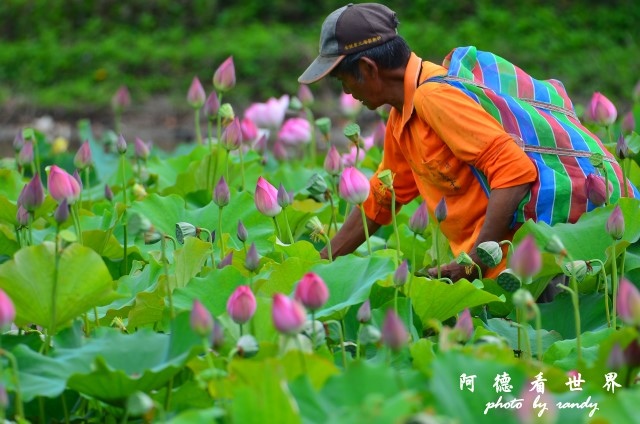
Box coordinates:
[424,260,478,282]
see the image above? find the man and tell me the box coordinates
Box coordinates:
[298,3,537,281]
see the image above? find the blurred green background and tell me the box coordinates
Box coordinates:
[1,0,638,127]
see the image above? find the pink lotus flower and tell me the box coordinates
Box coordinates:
[587,92,617,126]
[203,91,220,120]
[213,56,236,92]
[73,141,92,170]
[244,95,290,130]
[187,76,206,108]
[272,294,306,335]
[324,145,343,176]
[0,289,15,329]
[585,173,612,206]
[48,165,81,204]
[381,309,408,351]
[340,92,362,118]
[606,204,625,240]
[434,197,447,223]
[409,201,429,235]
[17,141,33,166]
[227,285,257,325]
[339,167,370,205]
[18,174,45,212]
[622,111,635,134]
[241,117,259,144]
[294,272,329,311]
[278,117,312,146]
[190,299,213,337]
[454,308,474,342]
[213,176,230,207]
[111,85,131,111]
[357,300,371,323]
[616,277,640,325]
[134,137,151,160]
[220,118,243,151]
[297,84,314,106]
[510,235,542,278]
[255,177,282,217]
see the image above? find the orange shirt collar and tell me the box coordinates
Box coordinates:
[400,53,424,128]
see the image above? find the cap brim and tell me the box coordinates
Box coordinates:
[298,54,345,84]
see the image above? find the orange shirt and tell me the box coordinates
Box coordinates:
[363,53,537,276]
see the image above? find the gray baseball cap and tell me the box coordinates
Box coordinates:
[298,3,398,84]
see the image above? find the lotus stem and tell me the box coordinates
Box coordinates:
[390,188,401,266]
[359,204,372,255]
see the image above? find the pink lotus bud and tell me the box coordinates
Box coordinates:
[409,201,429,234]
[393,260,409,287]
[220,118,243,151]
[381,309,408,351]
[606,204,625,240]
[587,92,617,126]
[434,197,447,223]
[240,117,258,144]
[273,141,289,161]
[237,220,248,242]
[245,243,260,272]
[16,205,29,226]
[585,173,612,206]
[622,111,635,134]
[47,165,81,204]
[244,95,290,130]
[0,289,15,329]
[278,117,312,146]
[18,141,34,166]
[339,167,370,205]
[227,285,257,325]
[510,235,542,278]
[187,76,206,109]
[72,169,82,189]
[294,272,329,310]
[134,137,151,160]
[453,308,474,342]
[272,294,306,335]
[213,176,230,207]
[277,183,293,208]
[254,176,282,217]
[116,134,127,154]
[324,145,343,176]
[104,184,114,202]
[371,120,386,149]
[357,300,371,323]
[13,130,25,152]
[607,343,626,370]
[616,134,629,160]
[211,319,224,350]
[54,198,69,224]
[340,93,362,117]
[190,299,214,337]
[342,145,365,168]
[617,279,640,329]
[73,141,93,170]
[217,251,233,269]
[297,84,314,106]
[203,91,220,121]
[112,85,131,111]
[18,174,45,212]
[213,56,236,92]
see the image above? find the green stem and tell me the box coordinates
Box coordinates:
[206,120,214,193]
[2,350,24,420]
[202,337,216,377]
[355,323,361,360]
[621,158,629,198]
[474,263,483,280]
[61,390,70,424]
[354,143,361,169]
[592,259,611,328]
[83,167,91,210]
[51,227,61,338]
[71,203,84,245]
[393,287,399,316]
[390,188,401,266]
[323,234,333,262]
[120,153,128,275]
[611,239,618,329]
[282,208,294,244]
[164,377,174,413]
[515,308,522,357]
[435,224,441,279]
[239,323,243,337]
[32,136,41,177]
[195,109,202,145]
[293,335,307,373]
[218,207,225,261]
[272,217,283,241]
[359,205,372,255]
[161,236,175,319]
[338,319,348,369]
[224,148,230,183]
[328,192,338,235]
[305,107,316,167]
[533,303,543,361]
[93,307,99,328]
[518,315,532,360]
[239,145,246,192]
[310,311,317,351]
[559,281,582,364]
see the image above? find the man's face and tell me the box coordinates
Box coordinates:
[333,70,382,111]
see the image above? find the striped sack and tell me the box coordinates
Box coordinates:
[423,46,638,226]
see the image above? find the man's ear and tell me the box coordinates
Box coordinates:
[358,57,378,79]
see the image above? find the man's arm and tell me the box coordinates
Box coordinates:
[320,207,382,259]
[426,182,532,281]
